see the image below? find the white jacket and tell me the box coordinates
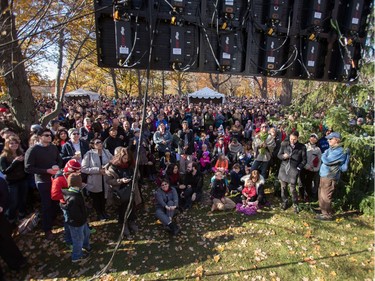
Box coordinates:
[304,142,322,172]
[81,149,113,197]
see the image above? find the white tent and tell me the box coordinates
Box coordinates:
[187,87,225,105]
[64,89,100,101]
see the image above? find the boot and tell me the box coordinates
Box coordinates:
[168,222,180,236]
[128,220,139,234]
[123,224,132,239]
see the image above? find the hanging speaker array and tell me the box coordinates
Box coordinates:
[94,0,372,82]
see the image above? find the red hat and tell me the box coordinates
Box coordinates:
[255,128,261,133]
[63,159,81,174]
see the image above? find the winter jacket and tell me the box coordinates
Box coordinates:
[229,170,243,190]
[153,130,173,153]
[304,142,322,172]
[103,136,124,155]
[199,156,211,167]
[105,164,142,206]
[177,129,195,155]
[228,142,244,155]
[213,158,229,173]
[0,156,27,183]
[253,134,276,162]
[51,172,68,202]
[240,174,266,204]
[61,187,87,227]
[210,179,228,199]
[155,187,179,209]
[60,140,90,165]
[319,145,346,180]
[277,141,307,184]
[184,171,203,194]
[81,149,113,197]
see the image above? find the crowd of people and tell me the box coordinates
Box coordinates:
[0,94,369,274]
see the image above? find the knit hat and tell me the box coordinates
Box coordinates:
[63,159,81,174]
[67,173,82,188]
[68,128,79,138]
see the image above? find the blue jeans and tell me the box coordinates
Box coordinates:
[69,223,90,261]
[36,182,59,232]
[7,180,28,221]
[62,209,72,245]
[155,201,176,226]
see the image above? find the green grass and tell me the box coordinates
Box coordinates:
[4,178,374,281]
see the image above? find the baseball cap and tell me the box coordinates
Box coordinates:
[326,132,341,140]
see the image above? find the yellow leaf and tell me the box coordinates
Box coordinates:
[304,230,312,238]
[216,245,225,253]
[330,271,337,276]
[195,265,204,277]
[213,255,221,263]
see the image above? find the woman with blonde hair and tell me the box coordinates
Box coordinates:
[0,136,28,222]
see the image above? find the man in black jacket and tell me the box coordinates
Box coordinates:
[25,128,63,240]
[183,162,203,209]
[60,128,90,165]
[277,131,307,213]
[177,121,195,175]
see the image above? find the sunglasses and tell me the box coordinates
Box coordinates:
[161,183,168,186]
[94,141,102,144]
[72,133,79,135]
[42,134,51,137]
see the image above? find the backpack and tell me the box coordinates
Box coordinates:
[18,212,40,235]
[340,149,350,173]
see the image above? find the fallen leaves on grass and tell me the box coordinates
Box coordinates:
[194,265,204,277]
[254,248,268,262]
[213,255,220,263]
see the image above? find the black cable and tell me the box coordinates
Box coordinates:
[88,3,156,279]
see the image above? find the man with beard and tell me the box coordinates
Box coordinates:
[177,121,195,175]
[182,162,203,210]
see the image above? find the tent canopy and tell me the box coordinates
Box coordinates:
[187,87,225,105]
[64,89,100,101]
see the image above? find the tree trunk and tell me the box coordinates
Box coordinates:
[161,71,165,98]
[110,68,119,99]
[177,73,183,96]
[280,79,293,106]
[137,69,142,98]
[253,76,268,99]
[0,10,36,138]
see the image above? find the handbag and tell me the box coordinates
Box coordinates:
[113,183,132,203]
